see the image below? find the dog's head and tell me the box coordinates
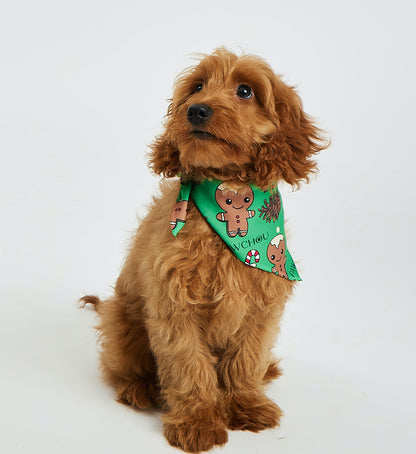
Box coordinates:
[150,49,327,188]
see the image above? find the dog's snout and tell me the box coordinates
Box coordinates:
[187,104,213,126]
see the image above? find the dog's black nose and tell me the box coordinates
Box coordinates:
[187,104,213,126]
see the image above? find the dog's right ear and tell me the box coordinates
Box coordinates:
[149,115,181,178]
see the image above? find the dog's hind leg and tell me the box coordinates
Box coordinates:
[81,292,161,409]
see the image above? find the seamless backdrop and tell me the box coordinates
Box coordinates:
[1,1,415,453]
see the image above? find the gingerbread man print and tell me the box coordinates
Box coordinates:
[267,234,288,279]
[170,200,188,230]
[215,183,255,237]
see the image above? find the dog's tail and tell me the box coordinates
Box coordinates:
[263,360,282,384]
[79,295,102,311]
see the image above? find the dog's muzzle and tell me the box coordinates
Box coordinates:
[187,104,213,126]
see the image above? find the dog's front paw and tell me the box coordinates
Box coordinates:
[164,418,228,452]
[227,393,282,432]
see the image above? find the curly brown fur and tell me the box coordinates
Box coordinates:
[82,48,327,452]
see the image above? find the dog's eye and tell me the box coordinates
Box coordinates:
[271,255,275,260]
[226,199,232,205]
[236,84,252,99]
[194,83,203,93]
[244,197,250,203]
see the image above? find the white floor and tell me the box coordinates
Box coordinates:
[1,1,415,453]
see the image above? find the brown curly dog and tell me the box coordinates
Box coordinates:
[81,48,327,452]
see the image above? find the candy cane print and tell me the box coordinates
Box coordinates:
[245,249,260,267]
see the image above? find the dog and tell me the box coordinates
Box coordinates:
[81,48,327,452]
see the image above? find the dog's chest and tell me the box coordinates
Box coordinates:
[153,197,286,345]
[174,206,258,339]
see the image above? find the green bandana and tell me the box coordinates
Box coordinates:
[170,179,301,281]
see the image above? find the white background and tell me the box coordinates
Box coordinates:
[1,1,415,453]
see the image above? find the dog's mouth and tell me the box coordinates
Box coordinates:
[192,130,216,140]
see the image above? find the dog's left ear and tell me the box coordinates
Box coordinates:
[148,113,181,178]
[254,76,328,188]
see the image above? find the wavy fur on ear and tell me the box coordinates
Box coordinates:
[149,107,181,178]
[254,78,328,189]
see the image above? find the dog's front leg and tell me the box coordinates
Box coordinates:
[146,311,228,452]
[218,315,283,432]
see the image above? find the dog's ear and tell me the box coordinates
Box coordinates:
[254,76,328,188]
[148,108,181,178]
